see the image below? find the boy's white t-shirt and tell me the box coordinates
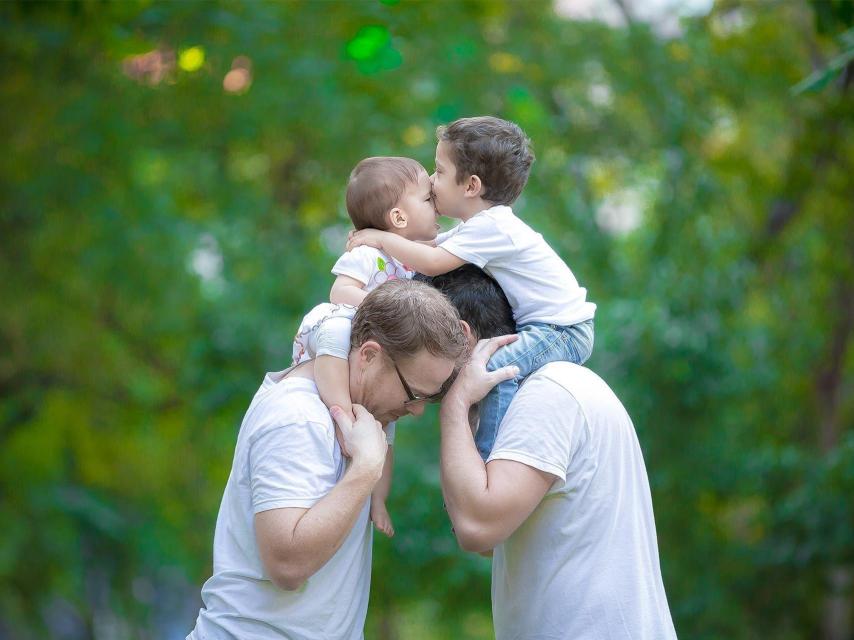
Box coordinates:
[437,205,595,326]
[487,362,676,640]
[188,373,372,640]
[332,245,414,291]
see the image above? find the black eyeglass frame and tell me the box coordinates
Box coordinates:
[391,360,446,406]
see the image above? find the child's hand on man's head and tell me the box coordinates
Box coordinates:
[346,228,386,252]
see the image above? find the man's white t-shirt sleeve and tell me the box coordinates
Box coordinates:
[438,214,514,268]
[487,376,582,486]
[249,422,337,513]
[331,246,375,285]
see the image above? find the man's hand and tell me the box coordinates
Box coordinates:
[346,229,386,252]
[443,335,519,409]
[330,404,387,479]
[331,410,355,458]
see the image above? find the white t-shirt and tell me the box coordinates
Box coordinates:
[437,205,595,326]
[332,245,414,291]
[188,372,372,640]
[488,362,676,640]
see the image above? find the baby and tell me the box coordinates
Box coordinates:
[348,116,596,461]
[292,156,441,536]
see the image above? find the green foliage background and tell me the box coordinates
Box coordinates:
[2,1,852,638]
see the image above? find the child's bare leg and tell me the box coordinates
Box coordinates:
[314,354,353,454]
[371,446,395,537]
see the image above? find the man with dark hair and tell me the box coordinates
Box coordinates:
[415,264,515,341]
[427,266,677,640]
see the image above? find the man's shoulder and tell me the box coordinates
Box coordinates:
[243,375,331,441]
[525,363,612,402]
[261,376,328,417]
[528,363,626,423]
[529,361,598,386]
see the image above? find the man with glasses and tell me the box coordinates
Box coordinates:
[188,279,467,640]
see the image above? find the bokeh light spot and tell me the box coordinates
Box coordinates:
[489,52,523,73]
[122,49,175,85]
[179,46,205,72]
[346,26,390,61]
[224,68,251,94]
[402,125,427,147]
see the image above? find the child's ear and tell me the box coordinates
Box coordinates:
[464,174,483,199]
[387,207,408,230]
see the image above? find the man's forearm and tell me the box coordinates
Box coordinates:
[439,395,490,528]
[437,337,553,553]
[293,460,380,561]
[260,461,381,589]
[440,396,553,553]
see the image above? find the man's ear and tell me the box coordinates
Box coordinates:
[387,208,407,230]
[357,340,384,363]
[463,174,483,199]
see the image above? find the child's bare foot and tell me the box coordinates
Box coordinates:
[370,500,395,537]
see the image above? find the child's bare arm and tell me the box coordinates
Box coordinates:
[330,275,368,306]
[314,355,353,421]
[347,230,465,276]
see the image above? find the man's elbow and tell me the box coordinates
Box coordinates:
[267,562,310,592]
[453,521,499,554]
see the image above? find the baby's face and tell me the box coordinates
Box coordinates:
[395,170,440,241]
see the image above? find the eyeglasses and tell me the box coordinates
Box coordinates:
[391,360,445,406]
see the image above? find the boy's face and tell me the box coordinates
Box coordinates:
[430,140,468,219]
[395,170,440,241]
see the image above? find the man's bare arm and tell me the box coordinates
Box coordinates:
[255,405,386,590]
[439,337,555,553]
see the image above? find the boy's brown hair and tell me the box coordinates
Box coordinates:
[437,116,534,205]
[345,157,425,230]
